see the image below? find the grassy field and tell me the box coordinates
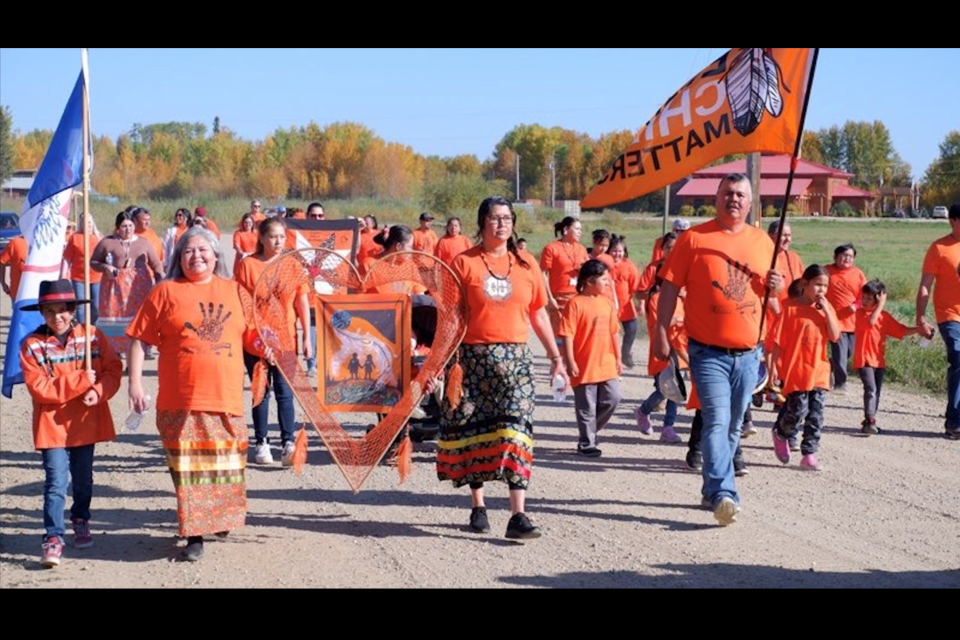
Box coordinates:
[1,193,951,395]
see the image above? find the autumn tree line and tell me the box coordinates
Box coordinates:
[1,107,957,214]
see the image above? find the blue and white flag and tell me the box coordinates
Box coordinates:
[2,57,89,397]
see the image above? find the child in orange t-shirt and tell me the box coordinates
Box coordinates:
[771,265,840,471]
[854,279,920,435]
[558,260,622,457]
[635,232,685,444]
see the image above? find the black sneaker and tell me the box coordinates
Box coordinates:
[685,449,702,471]
[577,446,602,458]
[179,536,204,562]
[505,513,542,540]
[734,455,749,477]
[468,507,490,533]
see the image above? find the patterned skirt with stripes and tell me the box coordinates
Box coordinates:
[437,343,536,489]
[157,410,248,537]
[97,266,153,356]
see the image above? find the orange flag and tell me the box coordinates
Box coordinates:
[581,48,814,209]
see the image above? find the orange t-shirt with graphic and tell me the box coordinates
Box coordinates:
[434,234,473,266]
[412,228,439,255]
[0,236,28,297]
[126,277,255,416]
[854,308,908,369]
[62,232,103,284]
[451,246,546,345]
[610,259,641,322]
[557,294,619,387]
[773,299,831,395]
[825,264,866,332]
[540,240,588,298]
[922,234,960,324]
[660,220,774,349]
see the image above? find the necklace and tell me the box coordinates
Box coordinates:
[480,251,512,281]
[560,239,582,267]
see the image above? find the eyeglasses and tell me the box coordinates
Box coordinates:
[487,216,513,226]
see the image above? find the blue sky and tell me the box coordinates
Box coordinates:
[1,48,957,179]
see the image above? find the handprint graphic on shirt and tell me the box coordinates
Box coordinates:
[185,302,233,342]
[712,259,754,302]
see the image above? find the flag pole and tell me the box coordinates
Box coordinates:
[80,48,92,369]
[758,48,820,342]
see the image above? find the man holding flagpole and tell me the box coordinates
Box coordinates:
[653,174,782,526]
[2,53,89,398]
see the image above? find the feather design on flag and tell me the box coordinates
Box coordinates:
[726,48,786,136]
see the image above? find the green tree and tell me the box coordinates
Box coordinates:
[813,121,910,189]
[923,130,960,207]
[0,106,13,185]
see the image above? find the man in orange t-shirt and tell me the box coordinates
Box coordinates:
[653,173,782,526]
[916,203,960,439]
[825,243,866,392]
[0,235,27,299]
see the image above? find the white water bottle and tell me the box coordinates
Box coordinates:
[125,395,152,432]
[552,374,567,402]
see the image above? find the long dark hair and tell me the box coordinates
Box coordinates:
[608,234,629,259]
[256,217,286,255]
[476,196,528,268]
[374,225,413,253]
[576,259,608,293]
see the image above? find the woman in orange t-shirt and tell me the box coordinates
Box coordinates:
[607,235,641,368]
[235,218,312,468]
[433,217,473,266]
[539,216,588,337]
[439,196,568,541]
[127,226,264,562]
[771,264,840,471]
[363,225,428,297]
[825,243,866,392]
[557,260,622,457]
[232,213,259,275]
[60,214,103,325]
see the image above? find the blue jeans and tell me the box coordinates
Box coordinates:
[41,444,95,541]
[640,376,677,428]
[688,340,760,506]
[245,353,295,445]
[939,321,960,431]
[306,319,317,371]
[72,280,100,325]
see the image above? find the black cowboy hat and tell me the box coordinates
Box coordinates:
[21,279,90,311]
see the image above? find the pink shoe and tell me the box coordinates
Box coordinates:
[71,517,93,549]
[40,536,63,568]
[772,428,791,464]
[800,453,820,470]
[660,426,683,444]
[635,407,653,436]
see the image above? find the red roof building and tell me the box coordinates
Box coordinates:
[676,155,875,216]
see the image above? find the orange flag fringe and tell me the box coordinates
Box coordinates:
[292,425,309,475]
[581,48,814,209]
[251,359,268,408]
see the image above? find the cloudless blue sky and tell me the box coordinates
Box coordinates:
[1,48,957,179]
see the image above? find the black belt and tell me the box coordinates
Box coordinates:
[690,339,756,356]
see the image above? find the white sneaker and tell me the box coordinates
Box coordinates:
[254,442,274,464]
[281,442,296,467]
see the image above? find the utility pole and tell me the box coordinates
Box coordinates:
[515,152,521,202]
[747,152,761,226]
[549,152,556,208]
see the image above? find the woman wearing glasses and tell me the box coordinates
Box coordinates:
[438,196,567,541]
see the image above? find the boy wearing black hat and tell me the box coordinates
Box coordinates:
[19,279,122,567]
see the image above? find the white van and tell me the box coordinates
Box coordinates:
[932,206,949,219]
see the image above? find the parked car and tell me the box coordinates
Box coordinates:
[0,211,20,252]
[932,206,949,219]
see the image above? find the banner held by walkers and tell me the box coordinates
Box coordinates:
[581,48,815,209]
[2,60,89,397]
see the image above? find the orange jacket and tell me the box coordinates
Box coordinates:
[20,324,121,450]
